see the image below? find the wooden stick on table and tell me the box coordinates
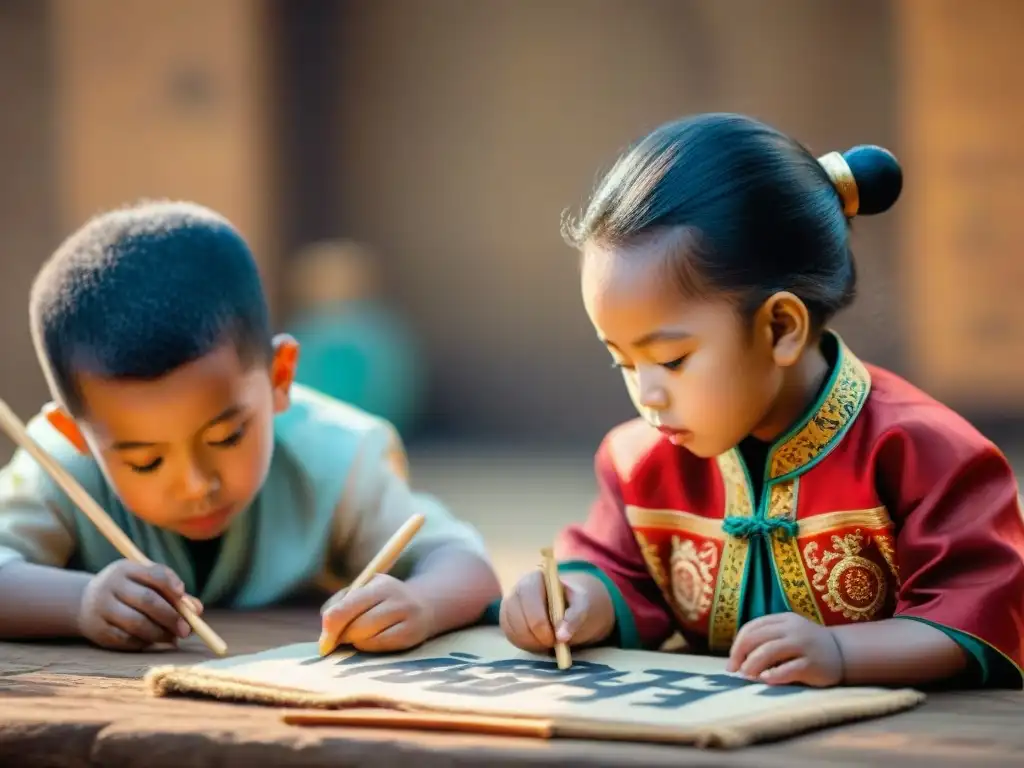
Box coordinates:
[318,512,426,657]
[540,547,572,670]
[283,709,554,739]
[0,398,228,657]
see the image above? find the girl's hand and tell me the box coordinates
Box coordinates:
[499,570,614,652]
[726,612,844,687]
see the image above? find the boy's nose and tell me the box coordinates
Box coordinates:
[180,462,217,501]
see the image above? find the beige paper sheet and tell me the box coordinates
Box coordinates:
[146,626,924,749]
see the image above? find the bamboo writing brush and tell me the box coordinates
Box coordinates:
[0,397,228,656]
[541,547,572,670]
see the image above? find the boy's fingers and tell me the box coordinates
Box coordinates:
[181,595,203,615]
[127,563,186,605]
[321,579,389,639]
[99,624,149,651]
[338,601,406,645]
[352,622,417,653]
[114,581,187,638]
[105,601,175,645]
[321,588,349,616]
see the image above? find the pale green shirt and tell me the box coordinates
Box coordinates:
[0,385,488,606]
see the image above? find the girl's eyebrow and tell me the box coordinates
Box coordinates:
[632,329,693,348]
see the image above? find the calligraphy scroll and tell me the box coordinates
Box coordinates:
[146,626,923,749]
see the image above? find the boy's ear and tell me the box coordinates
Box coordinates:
[42,403,89,454]
[271,334,300,413]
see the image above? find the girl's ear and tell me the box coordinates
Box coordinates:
[757,292,811,368]
[43,403,89,454]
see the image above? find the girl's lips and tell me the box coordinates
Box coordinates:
[656,425,693,445]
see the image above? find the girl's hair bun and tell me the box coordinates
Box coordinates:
[819,145,903,218]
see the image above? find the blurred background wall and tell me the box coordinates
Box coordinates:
[0,0,1021,464]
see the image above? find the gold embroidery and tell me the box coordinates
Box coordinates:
[766,479,823,624]
[670,536,718,623]
[797,507,892,537]
[874,533,901,587]
[633,531,669,592]
[626,506,724,538]
[627,509,725,626]
[793,506,901,588]
[633,531,694,629]
[769,334,871,479]
[708,449,753,652]
[803,531,887,621]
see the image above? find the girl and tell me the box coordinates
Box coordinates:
[500,113,1024,689]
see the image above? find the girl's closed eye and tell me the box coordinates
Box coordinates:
[661,355,688,371]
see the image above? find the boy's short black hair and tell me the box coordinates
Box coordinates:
[30,200,273,415]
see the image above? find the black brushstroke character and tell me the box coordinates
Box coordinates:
[327,653,806,709]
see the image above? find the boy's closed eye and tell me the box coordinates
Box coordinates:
[128,457,163,474]
[208,421,249,448]
[123,421,250,474]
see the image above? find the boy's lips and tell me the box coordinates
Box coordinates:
[179,504,235,535]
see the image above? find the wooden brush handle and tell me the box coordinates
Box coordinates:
[0,398,227,656]
[541,547,572,670]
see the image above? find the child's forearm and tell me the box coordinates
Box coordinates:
[405,545,502,636]
[0,561,90,639]
[830,617,968,686]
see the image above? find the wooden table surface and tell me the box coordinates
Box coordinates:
[1,609,1021,767]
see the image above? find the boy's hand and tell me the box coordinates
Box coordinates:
[726,612,844,687]
[77,560,201,651]
[499,570,613,652]
[320,574,435,653]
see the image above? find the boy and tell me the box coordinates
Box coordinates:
[0,201,500,652]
